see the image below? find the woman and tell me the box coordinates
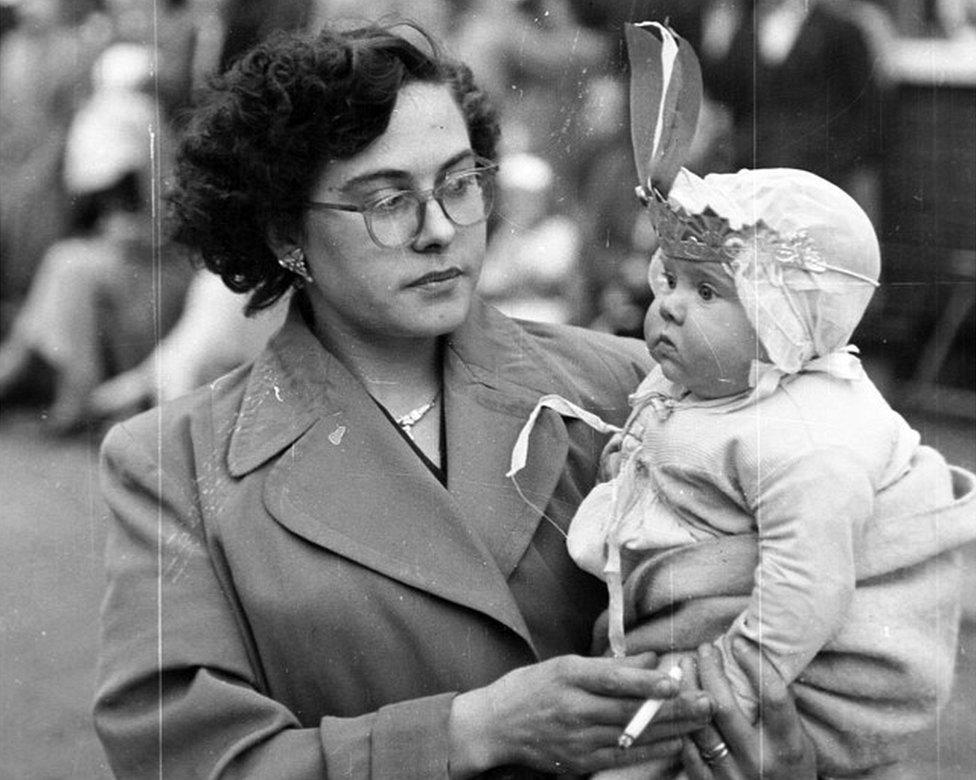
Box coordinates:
[93,22,813,777]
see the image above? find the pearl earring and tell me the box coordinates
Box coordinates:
[277,247,314,285]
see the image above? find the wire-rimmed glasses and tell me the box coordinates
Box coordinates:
[305,161,498,249]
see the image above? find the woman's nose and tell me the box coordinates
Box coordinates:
[412,198,456,250]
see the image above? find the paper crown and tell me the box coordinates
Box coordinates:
[636,181,867,283]
[636,183,747,263]
[626,23,878,287]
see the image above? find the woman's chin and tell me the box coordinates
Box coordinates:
[401,294,474,338]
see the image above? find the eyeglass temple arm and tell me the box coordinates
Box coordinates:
[305,201,363,212]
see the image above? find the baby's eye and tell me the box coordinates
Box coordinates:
[663,271,677,289]
[697,283,717,301]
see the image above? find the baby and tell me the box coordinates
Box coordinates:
[510,164,974,776]
[505,22,975,776]
[572,164,923,696]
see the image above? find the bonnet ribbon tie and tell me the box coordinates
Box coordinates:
[508,394,632,657]
[631,390,679,422]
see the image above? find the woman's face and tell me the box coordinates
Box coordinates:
[298,82,486,345]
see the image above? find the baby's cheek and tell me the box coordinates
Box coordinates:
[643,302,661,347]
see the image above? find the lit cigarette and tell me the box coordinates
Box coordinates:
[617,666,684,749]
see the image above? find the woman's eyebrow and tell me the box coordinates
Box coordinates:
[338,151,476,190]
[437,150,477,173]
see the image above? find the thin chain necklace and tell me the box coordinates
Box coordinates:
[395,391,440,439]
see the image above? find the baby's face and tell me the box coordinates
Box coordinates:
[644,252,761,399]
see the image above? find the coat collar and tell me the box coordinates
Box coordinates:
[227,298,569,476]
[225,298,585,648]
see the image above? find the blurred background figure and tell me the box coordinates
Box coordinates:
[448,0,610,324]
[218,0,314,71]
[0,41,191,432]
[0,0,106,334]
[0,0,971,428]
[696,0,889,223]
[100,0,209,118]
[88,272,287,420]
[478,152,582,324]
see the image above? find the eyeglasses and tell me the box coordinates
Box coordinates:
[305,162,498,249]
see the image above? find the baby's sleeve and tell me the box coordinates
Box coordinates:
[718,448,875,717]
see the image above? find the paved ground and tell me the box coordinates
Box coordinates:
[1,404,973,778]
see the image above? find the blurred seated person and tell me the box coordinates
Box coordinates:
[0,0,108,332]
[89,270,287,419]
[477,152,582,324]
[0,43,191,431]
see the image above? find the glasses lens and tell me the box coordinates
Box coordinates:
[366,192,421,248]
[362,169,496,248]
[439,171,493,227]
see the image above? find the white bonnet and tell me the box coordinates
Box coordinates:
[665,167,881,372]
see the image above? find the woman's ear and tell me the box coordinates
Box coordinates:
[266,222,301,259]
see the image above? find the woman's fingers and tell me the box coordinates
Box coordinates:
[695,643,754,746]
[572,652,672,699]
[695,640,817,779]
[694,642,769,778]
[730,640,798,736]
[682,735,714,780]
[730,639,814,772]
[688,724,743,780]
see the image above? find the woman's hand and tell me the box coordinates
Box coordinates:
[448,652,712,777]
[682,641,816,780]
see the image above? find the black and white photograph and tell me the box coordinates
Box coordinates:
[1,1,973,777]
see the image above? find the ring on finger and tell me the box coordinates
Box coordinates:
[700,741,731,764]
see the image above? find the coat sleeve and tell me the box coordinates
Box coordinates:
[94,421,457,780]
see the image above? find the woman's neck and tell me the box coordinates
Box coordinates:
[351,340,442,408]
[304,311,442,411]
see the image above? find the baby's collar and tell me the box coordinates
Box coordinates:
[630,346,865,420]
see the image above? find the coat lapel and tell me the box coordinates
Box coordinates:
[226,303,576,648]
[443,304,571,578]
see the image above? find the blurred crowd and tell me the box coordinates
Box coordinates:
[0,0,973,433]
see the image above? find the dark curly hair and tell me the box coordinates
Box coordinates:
[168,22,500,314]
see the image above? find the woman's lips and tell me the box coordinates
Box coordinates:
[407,267,463,287]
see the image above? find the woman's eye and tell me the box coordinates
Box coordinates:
[370,191,414,215]
[698,283,716,301]
[442,175,470,194]
[441,172,482,200]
